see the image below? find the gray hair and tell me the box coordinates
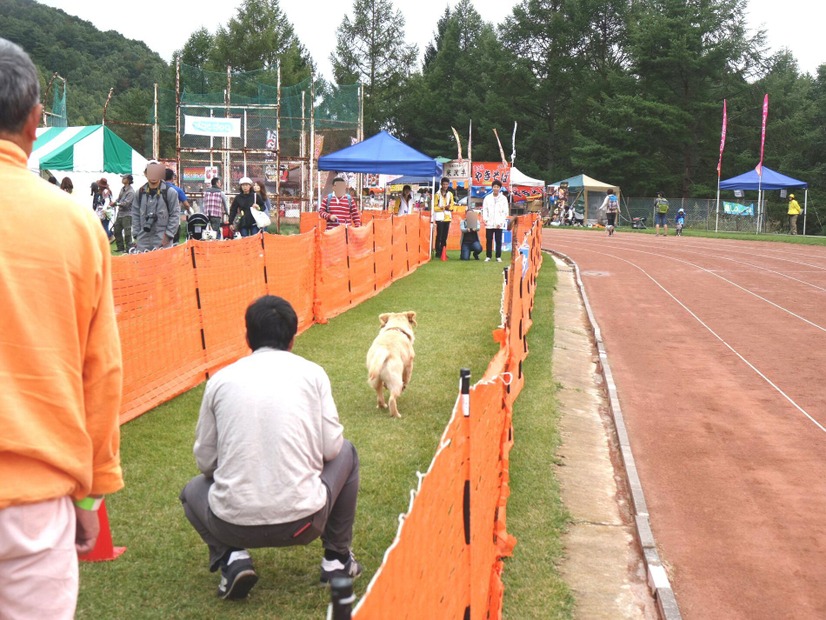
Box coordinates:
[0,38,40,134]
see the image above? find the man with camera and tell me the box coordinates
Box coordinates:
[132,160,180,252]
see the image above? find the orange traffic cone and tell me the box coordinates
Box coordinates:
[79,500,126,562]
[440,246,447,261]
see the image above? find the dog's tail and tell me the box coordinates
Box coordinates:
[367,347,390,388]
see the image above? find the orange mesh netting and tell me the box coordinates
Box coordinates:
[112,245,207,424]
[391,217,408,281]
[373,218,393,292]
[263,232,316,333]
[114,214,441,423]
[348,224,377,307]
[354,219,543,619]
[192,236,268,375]
[416,214,430,264]
[354,409,470,619]
[299,211,325,234]
[314,225,350,323]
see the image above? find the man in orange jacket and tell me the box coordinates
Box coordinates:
[0,38,124,619]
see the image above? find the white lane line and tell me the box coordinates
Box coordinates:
[666,239,826,272]
[551,243,826,434]
[606,238,826,293]
[563,238,826,333]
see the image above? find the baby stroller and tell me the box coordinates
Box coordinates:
[631,216,647,229]
[187,213,213,240]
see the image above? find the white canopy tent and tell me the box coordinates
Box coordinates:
[510,166,545,188]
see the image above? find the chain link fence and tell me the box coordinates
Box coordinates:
[615,196,824,235]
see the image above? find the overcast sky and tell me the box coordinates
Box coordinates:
[40,0,823,78]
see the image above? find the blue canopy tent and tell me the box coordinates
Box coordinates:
[719,166,809,234]
[318,131,442,216]
[318,131,442,177]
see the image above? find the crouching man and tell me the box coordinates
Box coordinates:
[180,295,361,600]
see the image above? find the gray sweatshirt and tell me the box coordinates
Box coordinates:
[194,347,344,526]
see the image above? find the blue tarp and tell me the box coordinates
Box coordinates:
[318,131,443,177]
[720,166,808,191]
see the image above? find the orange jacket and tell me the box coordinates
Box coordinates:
[0,139,124,508]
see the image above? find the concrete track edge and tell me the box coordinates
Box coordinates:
[547,249,683,620]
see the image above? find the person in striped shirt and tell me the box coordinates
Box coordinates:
[201,177,228,238]
[320,177,361,228]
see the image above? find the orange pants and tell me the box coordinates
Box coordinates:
[0,497,78,619]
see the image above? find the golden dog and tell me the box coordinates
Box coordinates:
[366,311,416,418]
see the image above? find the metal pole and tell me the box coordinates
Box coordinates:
[175,57,181,179]
[803,189,808,236]
[757,176,763,234]
[225,65,231,192]
[309,76,316,210]
[153,83,159,160]
[300,90,306,213]
[715,174,721,233]
[275,60,281,234]
[357,82,364,211]
[243,109,248,177]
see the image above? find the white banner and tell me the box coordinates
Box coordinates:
[184,115,241,138]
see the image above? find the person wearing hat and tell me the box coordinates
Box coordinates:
[787,193,802,235]
[112,174,135,253]
[229,177,263,237]
[131,159,181,252]
[675,207,686,236]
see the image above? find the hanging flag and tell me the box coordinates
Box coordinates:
[492,128,507,165]
[451,126,463,162]
[716,100,727,176]
[510,122,517,165]
[467,119,472,163]
[756,94,769,176]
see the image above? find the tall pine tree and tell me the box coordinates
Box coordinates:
[330,0,417,134]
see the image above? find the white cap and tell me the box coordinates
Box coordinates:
[239,176,253,185]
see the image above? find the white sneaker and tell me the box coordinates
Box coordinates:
[496,258,502,262]
[484,257,491,262]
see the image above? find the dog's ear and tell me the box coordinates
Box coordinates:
[379,313,391,326]
[406,311,417,327]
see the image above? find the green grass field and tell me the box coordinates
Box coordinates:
[76,252,571,619]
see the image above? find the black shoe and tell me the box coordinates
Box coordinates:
[217,554,258,600]
[474,254,480,260]
[320,552,363,585]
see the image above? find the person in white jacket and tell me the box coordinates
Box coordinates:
[482,179,509,262]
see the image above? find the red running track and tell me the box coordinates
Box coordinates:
[543,229,826,620]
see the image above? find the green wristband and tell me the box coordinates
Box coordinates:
[74,497,103,511]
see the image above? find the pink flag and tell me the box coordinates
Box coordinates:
[756,94,769,176]
[716,100,727,176]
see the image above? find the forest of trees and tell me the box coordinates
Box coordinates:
[2,0,823,206]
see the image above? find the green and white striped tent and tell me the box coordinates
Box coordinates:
[29,125,148,176]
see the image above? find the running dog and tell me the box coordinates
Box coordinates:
[366,311,416,418]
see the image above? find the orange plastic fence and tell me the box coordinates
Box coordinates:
[373,218,393,292]
[354,218,543,619]
[114,217,431,424]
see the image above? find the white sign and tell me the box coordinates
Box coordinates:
[204,166,219,183]
[444,159,470,180]
[184,115,241,138]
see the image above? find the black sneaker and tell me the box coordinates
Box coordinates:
[217,554,258,600]
[320,552,363,585]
